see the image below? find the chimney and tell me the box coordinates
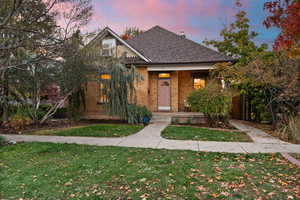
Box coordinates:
[179,31,186,38]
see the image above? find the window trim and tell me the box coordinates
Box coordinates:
[101,38,116,56]
[193,77,206,90]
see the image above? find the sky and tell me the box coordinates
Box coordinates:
[84,0,280,47]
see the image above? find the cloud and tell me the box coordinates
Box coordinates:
[89,0,226,36]
[83,0,276,46]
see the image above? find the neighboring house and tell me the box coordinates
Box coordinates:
[85,25,234,119]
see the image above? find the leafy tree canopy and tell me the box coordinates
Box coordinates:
[264,0,300,56]
[121,26,143,40]
[204,1,268,66]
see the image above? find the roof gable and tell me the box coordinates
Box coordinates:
[89,27,151,62]
[126,26,234,63]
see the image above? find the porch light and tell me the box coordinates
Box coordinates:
[100,74,111,80]
[158,73,171,78]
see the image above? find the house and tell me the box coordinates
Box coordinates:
[84,25,234,119]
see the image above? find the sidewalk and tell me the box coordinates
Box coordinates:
[2,121,300,153]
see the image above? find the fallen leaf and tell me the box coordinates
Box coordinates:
[196,185,205,191]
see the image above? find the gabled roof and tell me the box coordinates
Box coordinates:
[126,26,234,64]
[89,27,151,62]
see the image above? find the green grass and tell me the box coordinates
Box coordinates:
[162,126,253,142]
[0,135,7,146]
[29,124,144,137]
[1,143,299,199]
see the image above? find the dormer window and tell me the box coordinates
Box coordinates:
[102,38,116,56]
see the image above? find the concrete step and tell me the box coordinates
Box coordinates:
[151,115,171,123]
[152,112,206,125]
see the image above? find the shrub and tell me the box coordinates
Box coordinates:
[187,81,234,127]
[53,107,68,119]
[0,136,7,146]
[280,116,300,144]
[11,104,51,123]
[127,104,152,124]
[9,114,33,131]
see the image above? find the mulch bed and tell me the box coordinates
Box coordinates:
[0,119,128,135]
[172,122,238,131]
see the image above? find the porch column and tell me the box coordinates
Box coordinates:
[171,71,179,112]
[136,67,149,108]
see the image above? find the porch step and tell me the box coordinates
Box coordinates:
[152,112,206,125]
[151,115,171,123]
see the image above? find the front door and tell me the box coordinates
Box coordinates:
[158,79,171,111]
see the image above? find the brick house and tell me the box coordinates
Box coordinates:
[85,26,234,119]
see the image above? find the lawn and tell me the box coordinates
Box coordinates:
[29,124,144,137]
[161,126,253,142]
[1,143,299,199]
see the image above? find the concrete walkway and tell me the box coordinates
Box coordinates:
[1,120,300,153]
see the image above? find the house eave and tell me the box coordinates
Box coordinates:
[145,63,217,71]
[131,60,235,66]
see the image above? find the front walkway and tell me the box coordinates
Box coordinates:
[2,121,300,153]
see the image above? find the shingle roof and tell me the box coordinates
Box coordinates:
[126,26,234,64]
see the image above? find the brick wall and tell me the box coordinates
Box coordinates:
[135,67,149,107]
[178,71,193,111]
[149,72,158,111]
[85,81,104,113]
[178,71,209,111]
[84,67,150,118]
[171,71,179,112]
[85,69,210,118]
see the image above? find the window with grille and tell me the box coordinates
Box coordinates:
[101,39,116,56]
[98,74,111,104]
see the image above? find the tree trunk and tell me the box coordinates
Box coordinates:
[1,71,9,122]
[269,103,278,130]
[39,90,73,124]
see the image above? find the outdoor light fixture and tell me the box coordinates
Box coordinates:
[158,73,171,78]
[100,74,111,80]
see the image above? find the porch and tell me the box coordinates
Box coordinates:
[145,69,209,113]
[152,112,206,124]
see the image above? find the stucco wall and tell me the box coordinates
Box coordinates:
[117,45,137,58]
[92,34,138,58]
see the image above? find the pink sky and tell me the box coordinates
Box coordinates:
[54,0,279,46]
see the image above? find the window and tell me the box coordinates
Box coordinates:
[102,39,116,56]
[98,83,108,104]
[98,74,111,104]
[193,78,205,89]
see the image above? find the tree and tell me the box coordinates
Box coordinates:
[0,0,93,122]
[40,30,92,124]
[264,0,300,55]
[187,81,235,127]
[204,1,268,66]
[121,27,143,40]
[98,61,142,121]
[204,1,272,125]
[239,52,300,128]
